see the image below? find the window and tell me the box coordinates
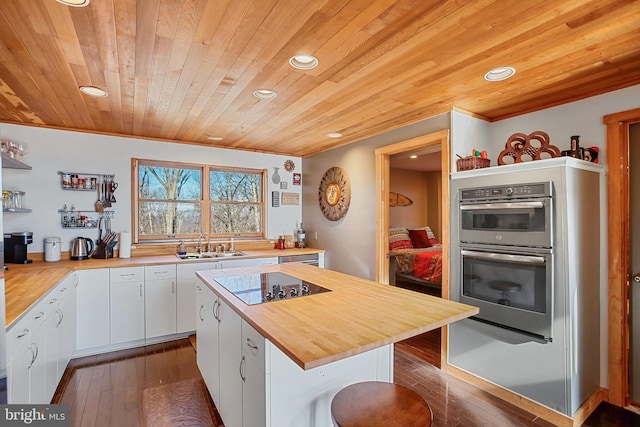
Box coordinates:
[134,159,266,242]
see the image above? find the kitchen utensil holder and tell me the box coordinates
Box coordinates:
[92,242,114,259]
[57,171,115,191]
[58,209,115,229]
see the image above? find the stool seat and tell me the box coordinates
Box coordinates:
[331,381,433,427]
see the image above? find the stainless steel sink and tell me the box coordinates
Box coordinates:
[176,251,246,260]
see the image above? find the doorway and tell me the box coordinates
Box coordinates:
[374,129,450,366]
[605,107,640,408]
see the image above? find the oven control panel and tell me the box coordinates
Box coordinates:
[460,182,550,201]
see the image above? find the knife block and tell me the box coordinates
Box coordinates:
[92,241,114,259]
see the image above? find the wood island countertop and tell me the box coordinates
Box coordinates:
[4,248,323,327]
[196,262,479,370]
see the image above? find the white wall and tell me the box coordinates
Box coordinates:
[0,124,301,253]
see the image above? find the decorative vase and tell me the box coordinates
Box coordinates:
[271,167,281,184]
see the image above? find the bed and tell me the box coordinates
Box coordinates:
[388,226,442,294]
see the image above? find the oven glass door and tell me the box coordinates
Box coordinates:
[459,198,551,247]
[459,246,553,340]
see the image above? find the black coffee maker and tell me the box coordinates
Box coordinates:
[4,231,33,264]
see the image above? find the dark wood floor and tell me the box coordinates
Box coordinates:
[53,334,640,426]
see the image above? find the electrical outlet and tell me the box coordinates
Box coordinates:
[314,231,318,240]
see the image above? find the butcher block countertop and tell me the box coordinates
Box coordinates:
[197,262,479,370]
[5,248,323,327]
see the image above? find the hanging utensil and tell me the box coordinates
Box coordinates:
[97,217,104,245]
[109,180,117,203]
[95,176,104,212]
[103,178,112,208]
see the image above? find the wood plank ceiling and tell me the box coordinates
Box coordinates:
[0,0,638,157]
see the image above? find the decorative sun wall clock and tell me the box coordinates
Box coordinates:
[318,166,351,221]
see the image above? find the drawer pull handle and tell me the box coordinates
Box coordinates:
[245,338,259,351]
[49,298,57,304]
[17,329,29,339]
[34,312,44,320]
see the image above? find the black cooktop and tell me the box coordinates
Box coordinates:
[213,272,331,305]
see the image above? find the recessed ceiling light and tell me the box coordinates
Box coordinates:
[79,86,108,97]
[207,136,224,141]
[410,155,418,159]
[253,89,277,99]
[484,67,516,82]
[327,132,343,138]
[289,55,319,70]
[56,0,90,7]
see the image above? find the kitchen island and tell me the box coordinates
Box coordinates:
[196,262,477,427]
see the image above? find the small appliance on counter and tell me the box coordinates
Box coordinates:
[44,237,62,262]
[70,236,94,260]
[4,231,33,264]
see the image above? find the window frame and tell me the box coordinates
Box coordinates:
[132,158,267,243]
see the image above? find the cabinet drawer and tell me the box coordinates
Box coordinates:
[28,301,46,333]
[110,266,145,283]
[145,264,176,280]
[242,320,265,370]
[7,315,31,361]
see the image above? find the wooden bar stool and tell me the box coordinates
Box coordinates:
[331,381,433,427]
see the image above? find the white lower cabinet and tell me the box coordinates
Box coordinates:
[177,261,219,333]
[241,321,267,427]
[217,297,243,427]
[196,282,220,404]
[110,266,145,344]
[196,284,266,427]
[76,269,110,350]
[56,277,77,383]
[145,264,177,339]
[7,273,77,404]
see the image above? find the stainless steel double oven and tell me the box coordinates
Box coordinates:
[454,182,554,341]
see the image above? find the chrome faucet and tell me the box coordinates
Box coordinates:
[197,232,208,253]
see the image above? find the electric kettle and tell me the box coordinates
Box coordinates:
[70,237,94,260]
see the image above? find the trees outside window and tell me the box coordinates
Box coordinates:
[134,159,265,242]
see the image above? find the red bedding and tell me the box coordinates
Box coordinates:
[390,246,443,285]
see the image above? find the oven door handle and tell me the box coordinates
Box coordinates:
[460,201,544,210]
[461,250,546,264]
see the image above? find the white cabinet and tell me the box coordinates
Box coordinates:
[241,321,267,427]
[255,257,278,266]
[144,264,177,339]
[196,283,267,427]
[177,261,219,333]
[25,302,46,404]
[7,312,33,403]
[196,283,220,404]
[7,273,77,404]
[110,266,145,344]
[42,300,59,403]
[76,269,110,351]
[217,296,243,427]
[55,275,76,383]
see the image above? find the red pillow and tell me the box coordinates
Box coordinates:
[408,229,432,248]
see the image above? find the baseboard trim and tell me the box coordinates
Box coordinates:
[72,332,193,358]
[444,363,606,427]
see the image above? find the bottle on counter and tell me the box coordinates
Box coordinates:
[177,240,186,257]
[297,222,306,248]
